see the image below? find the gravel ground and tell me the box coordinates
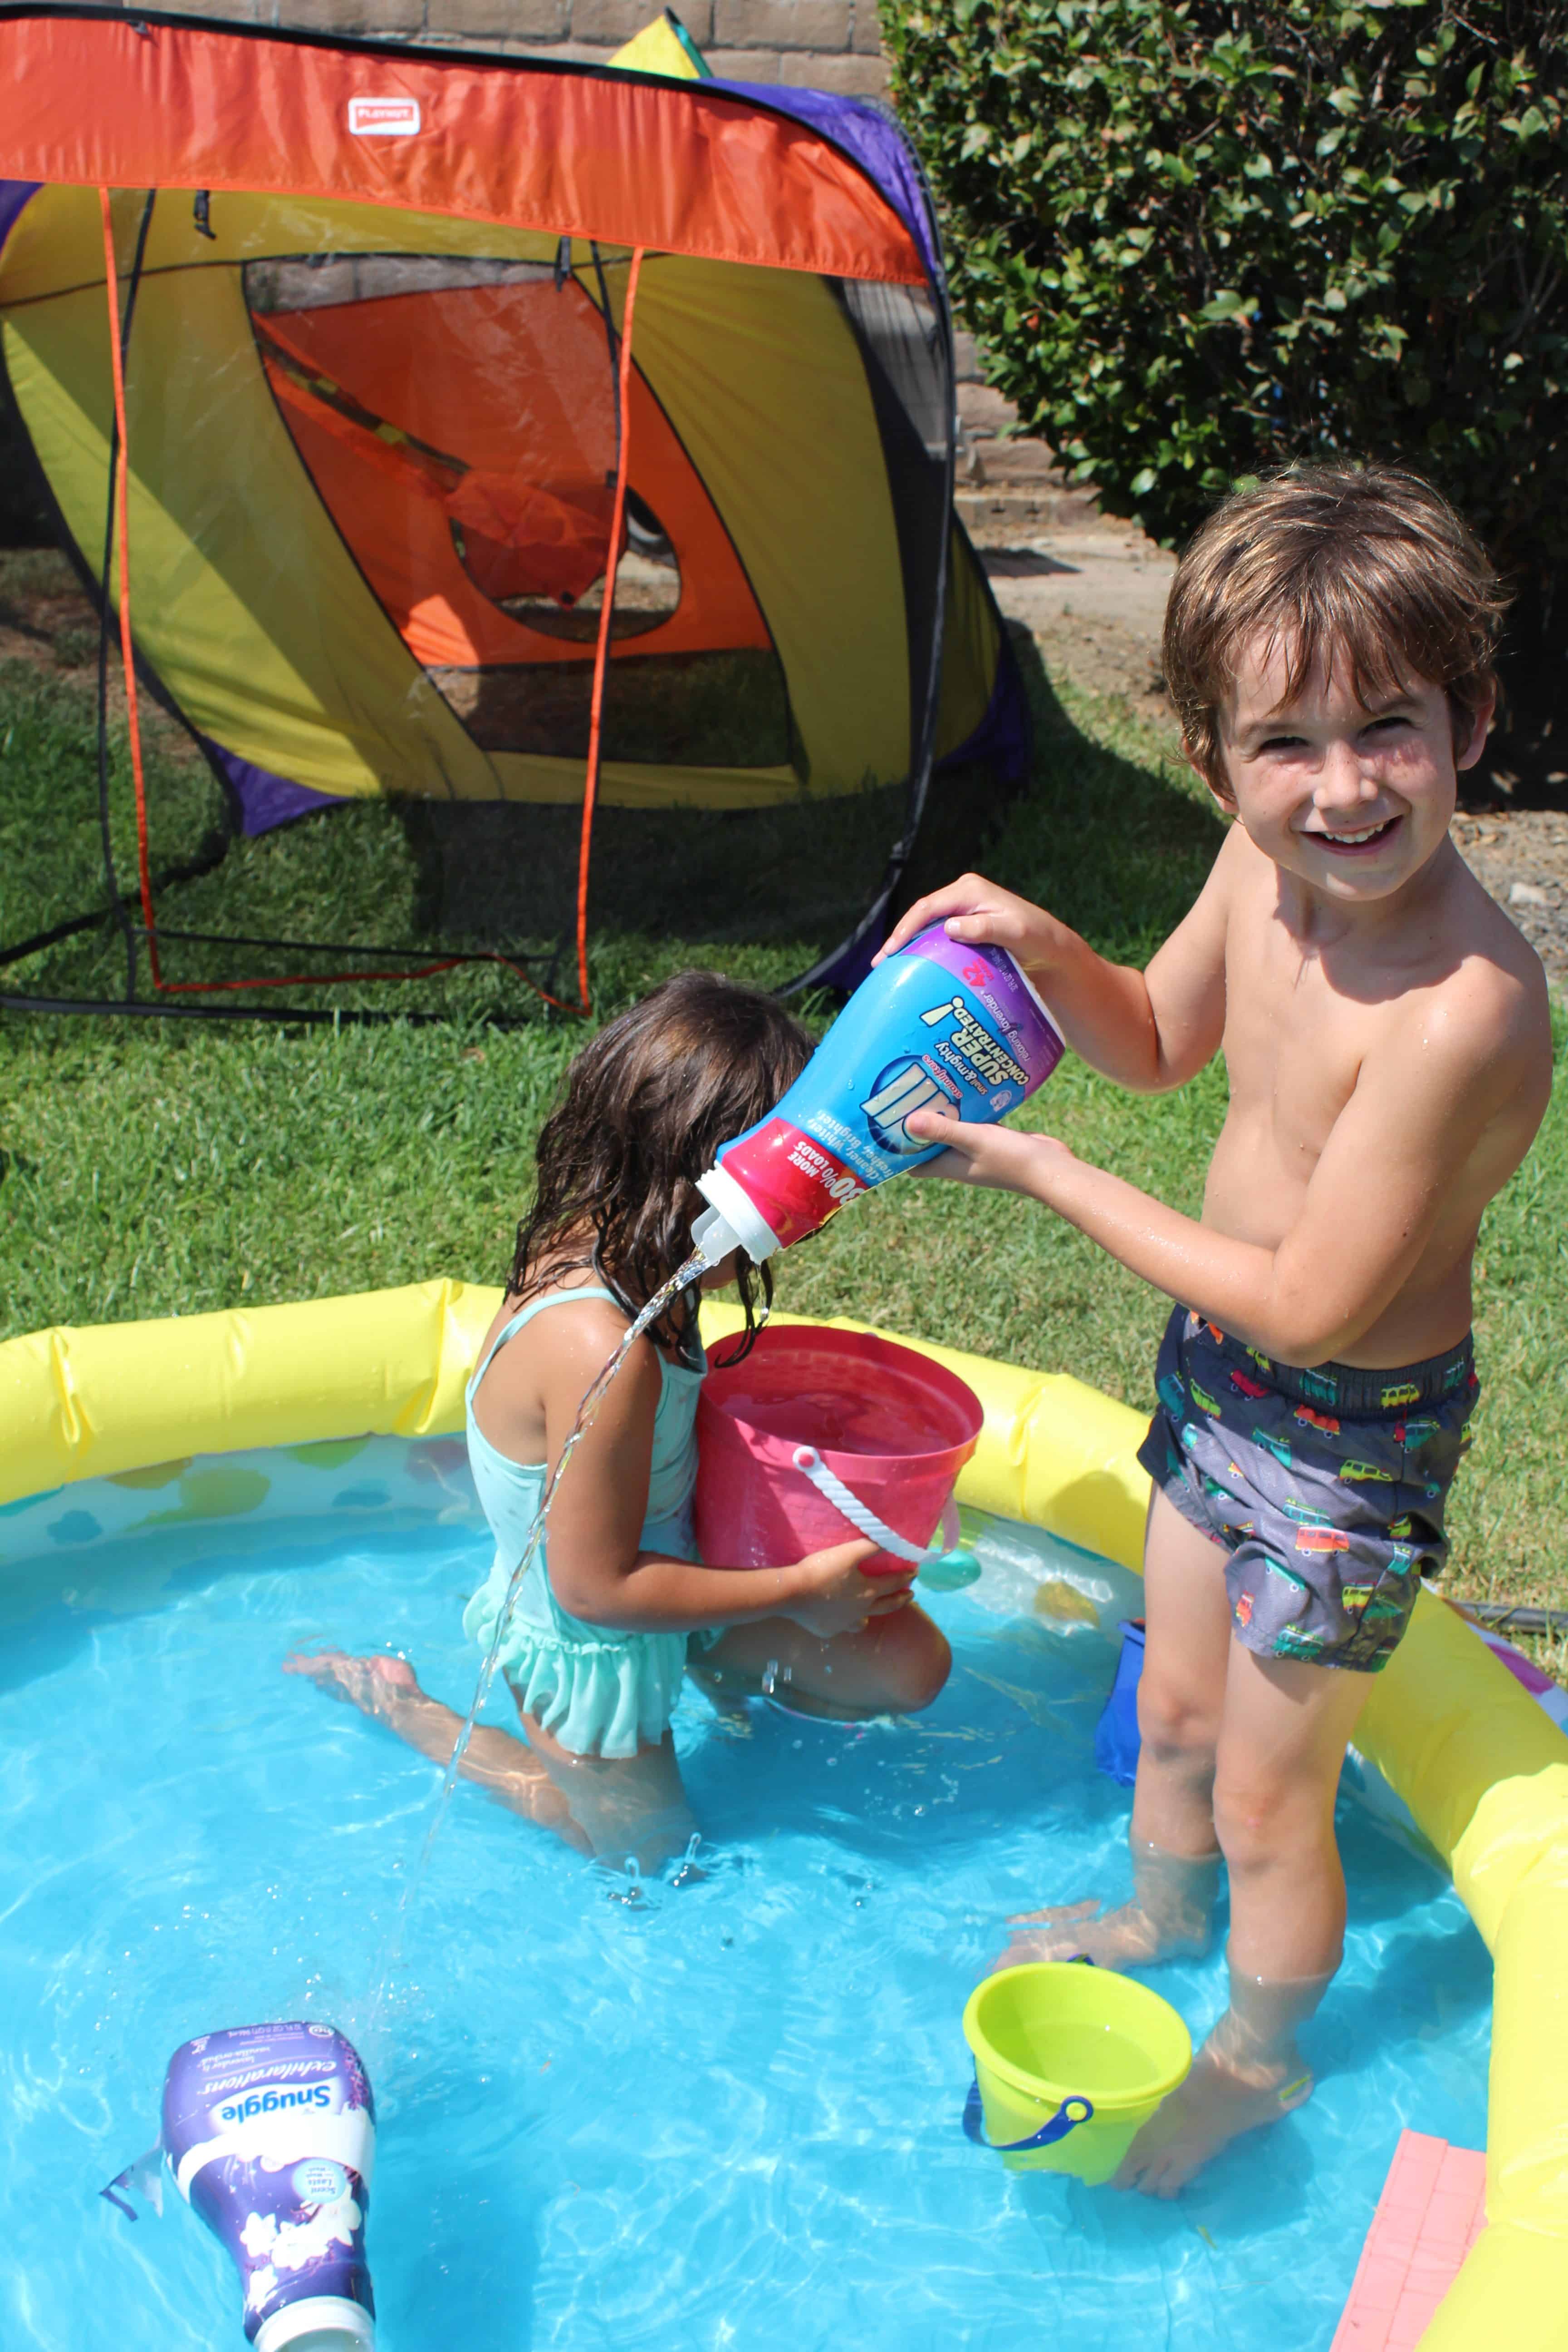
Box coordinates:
[1450,811,1568,996]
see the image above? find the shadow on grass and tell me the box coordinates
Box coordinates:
[0,611,1223,1016]
[995,622,1225,966]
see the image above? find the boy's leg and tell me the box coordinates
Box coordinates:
[699,1602,951,1720]
[998,1488,1230,1967]
[284,1649,591,1855]
[1116,1640,1372,2196]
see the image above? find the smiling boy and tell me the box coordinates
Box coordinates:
[879,464,1552,2195]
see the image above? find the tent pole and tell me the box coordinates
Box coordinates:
[98,187,161,989]
[575,244,645,1016]
[93,188,156,1003]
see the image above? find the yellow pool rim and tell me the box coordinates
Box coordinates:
[3,1279,1565,2343]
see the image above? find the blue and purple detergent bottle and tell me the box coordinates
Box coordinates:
[692,921,1065,1265]
[105,2021,376,2352]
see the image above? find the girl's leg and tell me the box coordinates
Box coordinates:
[284,1650,591,1856]
[1114,1639,1372,2197]
[699,1599,951,1720]
[997,1487,1232,1968]
[516,1706,699,1876]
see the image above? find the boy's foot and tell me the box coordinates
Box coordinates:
[995,1895,1210,1972]
[996,1842,1220,1972]
[283,1647,419,1725]
[1113,2042,1313,2198]
[997,1897,1171,1970]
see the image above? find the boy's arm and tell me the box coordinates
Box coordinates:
[909,986,1539,1365]
[875,854,1235,1093]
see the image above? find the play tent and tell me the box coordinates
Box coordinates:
[0,6,1026,1015]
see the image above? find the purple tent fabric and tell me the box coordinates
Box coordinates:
[0,181,39,257]
[707,84,942,289]
[937,627,1031,789]
[196,735,344,836]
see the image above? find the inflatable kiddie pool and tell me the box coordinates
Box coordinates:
[2,1280,1564,2349]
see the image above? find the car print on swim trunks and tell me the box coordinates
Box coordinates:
[1395,1417,1441,1448]
[1380,1382,1423,1410]
[1342,1585,1409,1622]
[1280,1496,1332,1527]
[1264,1556,1310,1590]
[1229,1367,1272,1400]
[1251,1428,1293,1468]
[1294,1525,1352,1555]
[1158,1372,1186,1417]
[1273,1623,1330,1659]
[1190,1380,1221,1417]
[1294,1404,1341,1435]
[1338,1460,1394,1484]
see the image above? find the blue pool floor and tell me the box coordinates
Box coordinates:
[0,1474,1490,2350]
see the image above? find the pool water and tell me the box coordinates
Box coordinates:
[0,1446,1490,2351]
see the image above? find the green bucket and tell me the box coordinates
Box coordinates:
[962,1963,1192,2183]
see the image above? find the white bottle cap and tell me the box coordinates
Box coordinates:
[254,2298,375,2352]
[692,1165,782,1266]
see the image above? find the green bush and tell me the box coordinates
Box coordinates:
[885,0,1568,759]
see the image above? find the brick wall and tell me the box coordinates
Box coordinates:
[160,0,892,97]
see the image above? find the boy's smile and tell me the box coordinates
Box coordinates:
[1212,634,1492,908]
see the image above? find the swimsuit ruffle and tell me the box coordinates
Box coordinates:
[461,1574,709,1761]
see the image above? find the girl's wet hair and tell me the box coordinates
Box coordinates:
[1163,462,1509,795]
[507,969,813,1362]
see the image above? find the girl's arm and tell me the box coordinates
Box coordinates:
[874,860,1234,1095]
[527,1316,904,1641]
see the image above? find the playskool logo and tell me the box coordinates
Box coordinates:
[347,96,422,137]
[217,2085,333,2126]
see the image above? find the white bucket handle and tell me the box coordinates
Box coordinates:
[789,1445,932,1565]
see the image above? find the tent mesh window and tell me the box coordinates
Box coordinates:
[0,11,1028,1023]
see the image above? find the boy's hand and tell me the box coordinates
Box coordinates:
[874,873,1062,978]
[787,1538,912,1639]
[907,1105,1073,1193]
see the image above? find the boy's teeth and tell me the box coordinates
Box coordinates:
[1323,820,1389,843]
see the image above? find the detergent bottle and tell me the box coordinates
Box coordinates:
[692,922,1065,1266]
[105,2021,377,2352]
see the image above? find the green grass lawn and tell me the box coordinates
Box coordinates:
[1,585,1563,1648]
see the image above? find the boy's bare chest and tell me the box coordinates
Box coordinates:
[1219,916,1394,1163]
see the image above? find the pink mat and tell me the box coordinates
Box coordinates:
[1331,2130,1487,2350]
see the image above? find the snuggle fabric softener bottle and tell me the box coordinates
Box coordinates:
[692,922,1066,1264]
[104,2022,378,2352]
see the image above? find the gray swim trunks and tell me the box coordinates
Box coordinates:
[1137,1308,1479,1672]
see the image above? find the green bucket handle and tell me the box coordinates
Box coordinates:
[962,2074,1095,2153]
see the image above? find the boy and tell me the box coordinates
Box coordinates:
[880,464,1553,2195]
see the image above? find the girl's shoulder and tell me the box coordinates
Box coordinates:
[471,1280,660,1461]
[480,1279,630,1364]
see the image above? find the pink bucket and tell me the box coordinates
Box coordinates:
[695,1325,984,1572]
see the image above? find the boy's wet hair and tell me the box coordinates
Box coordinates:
[508,969,812,1363]
[1163,463,1508,795]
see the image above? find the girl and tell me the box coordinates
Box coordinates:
[288,970,952,1871]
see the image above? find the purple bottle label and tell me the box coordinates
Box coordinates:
[161,2023,375,2344]
[902,924,1066,1086]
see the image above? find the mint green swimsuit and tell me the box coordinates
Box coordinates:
[462,1287,715,1759]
